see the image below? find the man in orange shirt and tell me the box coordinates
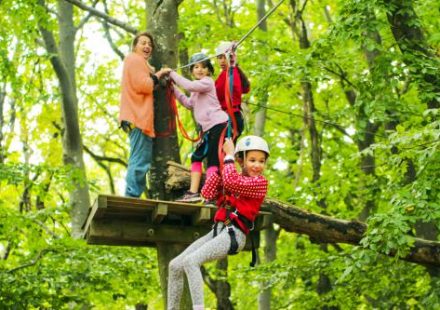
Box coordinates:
[119,32,165,197]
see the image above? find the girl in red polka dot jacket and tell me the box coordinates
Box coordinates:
[167,135,269,310]
[202,135,269,234]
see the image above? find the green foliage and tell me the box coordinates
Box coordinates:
[0,201,160,309]
[1,0,439,308]
[237,232,437,309]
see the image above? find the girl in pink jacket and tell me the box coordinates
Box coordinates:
[159,53,229,202]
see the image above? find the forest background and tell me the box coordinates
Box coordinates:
[0,0,439,309]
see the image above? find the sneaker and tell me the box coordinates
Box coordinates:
[176,191,202,203]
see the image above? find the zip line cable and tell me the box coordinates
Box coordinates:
[234,0,285,48]
[247,102,388,139]
[175,0,285,70]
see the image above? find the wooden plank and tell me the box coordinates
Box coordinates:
[85,195,271,228]
[95,195,155,221]
[94,195,217,219]
[95,195,109,218]
[152,203,168,224]
[86,218,259,251]
[87,219,211,246]
[105,194,212,211]
[82,195,271,249]
[81,199,99,236]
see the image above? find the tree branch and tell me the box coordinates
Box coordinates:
[101,0,125,60]
[30,217,60,239]
[63,0,137,34]
[82,144,127,166]
[322,64,358,90]
[1,242,11,260]
[267,198,440,267]
[83,144,119,194]
[7,249,55,273]
[75,0,99,33]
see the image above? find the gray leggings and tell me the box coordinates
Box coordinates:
[167,223,246,309]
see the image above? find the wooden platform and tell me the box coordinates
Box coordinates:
[83,195,271,249]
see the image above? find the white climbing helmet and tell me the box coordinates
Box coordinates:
[234,135,270,157]
[215,41,234,55]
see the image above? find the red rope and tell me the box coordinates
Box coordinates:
[157,81,201,142]
[217,58,241,175]
[224,65,238,141]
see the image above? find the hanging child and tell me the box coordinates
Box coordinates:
[215,41,251,140]
[166,135,270,310]
[157,53,229,203]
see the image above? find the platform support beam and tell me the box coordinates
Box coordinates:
[153,203,168,224]
[192,207,211,225]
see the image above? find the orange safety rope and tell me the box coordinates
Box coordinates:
[159,80,201,142]
[217,46,246,174]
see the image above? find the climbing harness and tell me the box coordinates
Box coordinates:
[224,62,238,140]
[120,120,135,134]
[212,194,258,267]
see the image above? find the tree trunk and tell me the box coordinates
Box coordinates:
[385,0,440,110]
[383,3,440,281]
[58,0,76,90]
[19,114,31,213]
[0,82,5,163]
[289,1,331,300]
[258,218,278,310]
[253,2,278,310]
[144,1,188,307]
[214,259,233,310]
[201,260,234,310]
[353,13,381,220]
[38,0,91,238]
[289,2,326,210]
[253,0,268,139]
[145,0,181,200]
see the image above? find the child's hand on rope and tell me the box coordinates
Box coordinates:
[223,138,235,157]
[156,67,173,79]
[226,42,237,67]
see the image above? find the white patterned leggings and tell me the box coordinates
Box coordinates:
[167,222,246,309]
